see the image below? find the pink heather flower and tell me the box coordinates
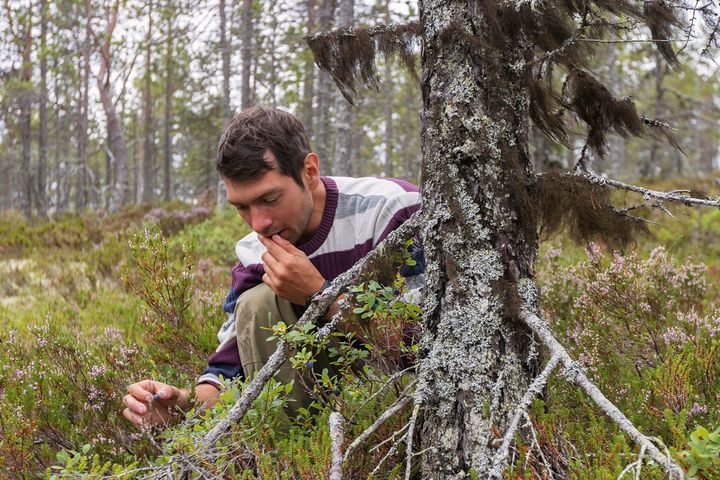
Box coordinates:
[610,252,626,274]
[88,365,107,380]
[662,326,690,348]
[14,369,24,380]
[689,402,707,417]
[586,242,602,262]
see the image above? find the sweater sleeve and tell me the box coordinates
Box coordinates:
[197,261,264,388]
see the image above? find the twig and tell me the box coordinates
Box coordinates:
[371,431,408,477]
[519,309,685,479]
[489,353,561,478]
[370,422,411,454]
[582,170,720,209]
[348,365,416,424]
[523,412,555,480]
[404,402,421,480]
[343,395,412,467]
[329,412,345,480]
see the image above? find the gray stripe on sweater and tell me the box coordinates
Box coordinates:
[335,193,386,219]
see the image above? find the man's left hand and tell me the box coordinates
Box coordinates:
[259,234,326,305]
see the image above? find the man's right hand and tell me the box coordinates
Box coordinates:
[122,380,190,428]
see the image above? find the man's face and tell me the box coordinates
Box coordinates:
[224,152,316,245]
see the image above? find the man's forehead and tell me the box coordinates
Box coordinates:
[226,173,285,202]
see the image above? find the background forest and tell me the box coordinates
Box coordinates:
[2,0,720,479]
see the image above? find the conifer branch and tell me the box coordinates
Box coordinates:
[518,309,685,479]
[489,353,561,478]
[343,395,413,468]
[582,170,720,209]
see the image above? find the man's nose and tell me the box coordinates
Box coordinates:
[249,207,273,234]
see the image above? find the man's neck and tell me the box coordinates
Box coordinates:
[298,177,327,245]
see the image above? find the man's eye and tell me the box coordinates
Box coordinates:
[264,196,280,204]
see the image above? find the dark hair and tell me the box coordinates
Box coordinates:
[216,106,311,187]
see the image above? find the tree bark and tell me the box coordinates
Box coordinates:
[315,0,333,170]
[18,7,33,217]
[77,0,91,211]
[331,0,354,176]
[98,1,130,212]
[383,0,393,178]
[163,5,174,201]
[241,0,253,109]
[216,0,233,211]
[417,2,538,477]
[139,0,155,203]
[37,0,49,215]
[301,0,317,137]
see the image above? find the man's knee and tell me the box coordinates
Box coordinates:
[234,283,278,339]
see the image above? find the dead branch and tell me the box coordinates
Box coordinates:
[582,169,720,209]
[404,402,421,480]
[489,353,561,478]
[329,412,345,480]
[343,395,412,468]
[518,307,685,479]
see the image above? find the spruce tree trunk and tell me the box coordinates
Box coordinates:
[241,0,253,109]
[417,2,538,476]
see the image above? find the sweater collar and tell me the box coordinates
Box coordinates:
[298,176,337,255]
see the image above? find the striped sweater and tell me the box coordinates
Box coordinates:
[198,176,422,387]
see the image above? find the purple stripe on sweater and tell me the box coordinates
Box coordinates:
[379,204,421,241]
[231,262,265,292]
[385,178,420,193]
[207,338,240,366]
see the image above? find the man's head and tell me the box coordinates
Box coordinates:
[216,105,311,187]
[217,106,324,245]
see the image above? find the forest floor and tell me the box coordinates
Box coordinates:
[2,175,720,479]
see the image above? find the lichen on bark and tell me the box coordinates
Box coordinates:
[416,0,540,477]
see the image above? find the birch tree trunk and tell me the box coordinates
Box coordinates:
[301,0,316,138]
[77,0,91,211]
[331,0,354,176]
[19,11,33,217]
[163,6,174,201]
[383,0,393,178]
[417,2,538,476]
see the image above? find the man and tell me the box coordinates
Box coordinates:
[122,106,421,427]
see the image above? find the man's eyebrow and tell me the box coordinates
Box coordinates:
[228,188,282,207]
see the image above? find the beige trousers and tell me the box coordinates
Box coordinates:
[234,283,333,420]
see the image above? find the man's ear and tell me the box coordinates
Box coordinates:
[303,153,320,188]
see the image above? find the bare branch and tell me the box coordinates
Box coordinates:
[197,213,421,461]
[329,412,345,480]
[489,353,561,478]
[343,395,412,467]
[518,308,685,479]
[582,170,720,209]
[404,402,421,480]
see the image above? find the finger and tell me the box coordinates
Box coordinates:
[261,251,280,270]
[262,272,276,290]
[128,382,154,402]
[123,407,145,427]
[259,236,291,260]
[123,394,148,415]
[271,234,303,254]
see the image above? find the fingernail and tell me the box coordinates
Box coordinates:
[139,405,146,414]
